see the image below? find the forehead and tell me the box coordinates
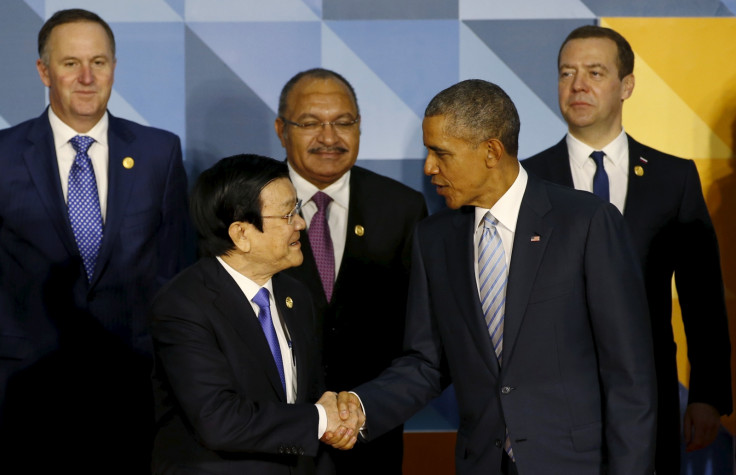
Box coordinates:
[260,177,296,208]
[48,21,112,55]
[285,77,357,116]
[560,37,618,67]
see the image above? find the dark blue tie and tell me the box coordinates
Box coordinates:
[253,288,286,393]
[590,151,609,202]
[68,135,103,281]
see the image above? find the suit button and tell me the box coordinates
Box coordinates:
[495,439,503,448]
[278,445,285,454]
[501,386,513,394]
[298,448,304,455]
[291,446,298,454]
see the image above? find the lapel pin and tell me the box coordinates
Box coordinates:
[531,235,541,242]
[354,225,365,237]
[634,165,644,177]
[285,297,293,308]
[122,157,135,169]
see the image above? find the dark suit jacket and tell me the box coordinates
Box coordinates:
[523,137,732,471]
[0,109,191,472]
[355,174,657,475]
[150,257,326,475]
[283,166,427,473]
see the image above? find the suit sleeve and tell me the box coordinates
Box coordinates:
[673,160,732,414]
[584,203,657,474]
[150,292,321,455]
[156,136,194,286]
[354,230,447,440]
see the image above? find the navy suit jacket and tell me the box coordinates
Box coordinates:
[0,109,190,471]
[150,258,326,475]
[355,174,657,474]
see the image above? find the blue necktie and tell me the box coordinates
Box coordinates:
[477,213,514,460]
[68,135,103,282]
[253,288,286,393]
[590,150,609,202]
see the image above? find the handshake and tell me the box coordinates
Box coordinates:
[317,391,365,450]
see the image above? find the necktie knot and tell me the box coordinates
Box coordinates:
[311,191,332,210]
[253,287,270,311]
[70,135,95,155]
[590,150,605,167]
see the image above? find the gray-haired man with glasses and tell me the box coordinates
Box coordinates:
[275,68,428,474]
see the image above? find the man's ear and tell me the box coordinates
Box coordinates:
[484,138,505,168]
[275,117,288,148]
[621,74,635,101]
[228,221,251,253]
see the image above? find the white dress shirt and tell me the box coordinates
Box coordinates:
[473,165,529,291]
[566,129,629,214]
[288,164,350,278]
[48,108,110,221]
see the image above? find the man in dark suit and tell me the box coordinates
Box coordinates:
[522,26,732,474]
[333,79,657,474]
[275,68,427,474]
[150,154,363,474]
[0,9,191,473]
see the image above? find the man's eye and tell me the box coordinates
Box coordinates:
[300,122,320,129]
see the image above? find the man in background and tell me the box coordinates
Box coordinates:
[523,25,732,474]
[0,9,191,473]
[275,68,427,474]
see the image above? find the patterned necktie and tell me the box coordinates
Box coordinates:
[590,150,610,202]
[478,213,508,363]
[478,213,515,460]
[253,288,286,393]
[68,135,103,282]
[308,191,335,302]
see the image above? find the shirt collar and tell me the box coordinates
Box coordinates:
[566,128,628,174]
[288,163,351,209]
[216,256,274,304]
[474,165,528,233]
[48,107,109,150]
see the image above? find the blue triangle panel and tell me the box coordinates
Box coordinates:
[164,0,185,18]
[1,1,44,126]
[113,22,185,144]
[185,26,284,176]
[582,0,725,16]
[465,19,593,121]
[328,20,459,117]
[324,0,457,19]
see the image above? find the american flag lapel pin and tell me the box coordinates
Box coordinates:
[530,235,541,242]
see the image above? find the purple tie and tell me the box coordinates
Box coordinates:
[308,192,335,302]
[68,135,103,282]
[253,288,286,393]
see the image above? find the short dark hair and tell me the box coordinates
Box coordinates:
[425,79,520,157]
[278,68,359,117]
[559,25,634,79]
[38,9,116,64]
[190,154,290,258]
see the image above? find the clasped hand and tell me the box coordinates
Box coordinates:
[317,391,365,450]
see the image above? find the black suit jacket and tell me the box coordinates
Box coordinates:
[283,166,427,473]
[0,109,191,472]
[355,174,657,474]
[151,258,326,475]
[523,138,732,399]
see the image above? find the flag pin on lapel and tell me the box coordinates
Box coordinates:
[635,157,647,177]
[285,297,293,308]
[122,157,135,169]
[354,225,365,237]
[531,235,541,242]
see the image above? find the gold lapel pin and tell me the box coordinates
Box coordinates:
[285,297,293,309]
[634,165,644,177]
[122,157,135,169]
[354,225,365,237]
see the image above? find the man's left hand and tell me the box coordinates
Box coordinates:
[684,402,721,452]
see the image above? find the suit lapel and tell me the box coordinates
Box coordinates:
[503,176,553,366]
[445,208,501,376]
[622,135,649,220]
[205,259,288,401]
[91,114,137,285]
[334,171,366,298]
[542,139,574,187]
[23,112,78,256]
[272,275,310,403]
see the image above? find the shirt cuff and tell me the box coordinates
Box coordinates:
[315,403,327,439]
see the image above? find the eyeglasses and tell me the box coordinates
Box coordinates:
[280,116,360,133]
[262,199,302,225]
